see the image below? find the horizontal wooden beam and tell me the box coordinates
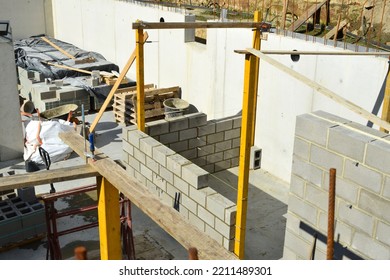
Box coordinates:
[0,165,99,192]
[247,48,390,132]
[133,21,263,30]
[59,131,237,260]
[235,49,390,56]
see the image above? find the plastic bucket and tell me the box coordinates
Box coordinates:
[163,98,190,119]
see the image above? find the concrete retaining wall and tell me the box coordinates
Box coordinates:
[122,113,240,250]
[283,111,390,260]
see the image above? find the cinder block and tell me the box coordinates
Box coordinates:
[285,212,301,236]
[145,119,169,136]
[224,206,236,225]
[207,132,224,144]
[206,193,235,221]
[295,114,335,147]
[322,175,358,204]
[206,152,224,164]
[197,205,215,226]
[189,212,205,232]
[290,175,305,198]
[127,155,140,172]
[202,164,215,173]
[140,137,161,158]
[75,88,88,98]
[179,128,197,141]
[352,232,390,259]
[338,200,374,235]
[328,126,374,162]
[291,156,323,188]
[282,246,298,260]
[134,148,146,165]
[345,122,388,138]
[283,230,311,260]
[288,195,317,225]
[197,144,214,157]
[189,186,217,208]
[167,154,190,177]
[223,237,235,251]
[305,184,328,211]
[17,187,36,203]
[293,137,310,161]
[365,137,390,174]
[182,164,209,189]
[140,164,153,180]
[312,110,352,124]
[318,212,352,246]
[173,175,190,195]
[152,145,175,167]
[165,183,176,199]
[127,129,148,149]
[376,221,390,247]
[179,148,198,160]
[159,166,174,185]
[152,173,167,191]
[146,156,159,174]
[159,132,179,145]
[215,140,232,152]
[223,148,239,160]
[169,140,189,153]
[181,194,197,214]
[215,218,235,238]
[160,191,173,207]
[57,90,75,101]
[214,160,231,172]
[178,205,189,219]
[384,176,390,200]
[146,179,159,196]
[215,119,233,132]
[134,171,147,185]
[232,138,240,148]
[232,116,242,128]
[188,138,201,149]
[198,123,216,136]
[40,91,56,100]
[205,224,224,245]
[168,116,189,132]
[187,113,207,128]
[123,140,134,156]
[344,159,382,194]
[358,189,390,224]
[224,128,241,140]
[192,157,206,167]
[125,165,135,177]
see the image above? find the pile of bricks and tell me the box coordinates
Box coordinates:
[122,112,241,250]
[284,110,390,260]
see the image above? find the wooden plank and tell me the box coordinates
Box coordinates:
[130,108,165,119]
[324,19,347,40]
[136,29,146,132]
[380,65,390,132]
[59,131,237,260]
[236,50,390,56]
[89,31,149,133]
[97,176,121,260]
[115,84,154,94]
[288,0,328,31]
[41,36,76,60]
[0,165,99,192]
[133,21,264,30]
[247,48,390,132]
[44,61,93,75]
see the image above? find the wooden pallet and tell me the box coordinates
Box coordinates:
[113,85,181,125]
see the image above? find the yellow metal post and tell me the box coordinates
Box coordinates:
[250,11,262,145]
[234,53,259,259]
[380,60,390,133]
[97,176,121,260]
[136,28,145,132]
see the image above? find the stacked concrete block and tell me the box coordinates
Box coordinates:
[30,83,90,113]
[122,121,237,250]
[18,67,45,100]
[0,196,45,248]
[144,113,242,174]
[283,110,390,260]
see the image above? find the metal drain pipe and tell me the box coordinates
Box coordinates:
[327,168,336,260]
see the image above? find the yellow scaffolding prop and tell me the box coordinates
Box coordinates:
[381,60,390,133]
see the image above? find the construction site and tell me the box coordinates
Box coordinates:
[0,0,390,261]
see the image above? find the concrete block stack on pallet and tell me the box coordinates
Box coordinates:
[122,112,242,251]
[283,110,390,260]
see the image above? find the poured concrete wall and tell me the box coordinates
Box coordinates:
[122,113,238,250]
[284,111,390,260]
[0,37,24,161]
[50,0,389,183]
[0,0,53,39]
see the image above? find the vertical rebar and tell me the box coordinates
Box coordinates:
[327,168,336,260]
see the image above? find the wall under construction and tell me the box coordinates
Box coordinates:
[122,112,241,250]
[284,111,390,260]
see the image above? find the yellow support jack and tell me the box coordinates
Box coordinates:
[97,176,121,260]
[380,60,390,133]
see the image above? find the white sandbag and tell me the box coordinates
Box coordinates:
[24,120,74,164]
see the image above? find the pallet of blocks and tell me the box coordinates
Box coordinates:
[113,85,182,125]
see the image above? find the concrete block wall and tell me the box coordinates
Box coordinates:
[144,113,242,174]
[122,114,238,250]
[283,110,390,260]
